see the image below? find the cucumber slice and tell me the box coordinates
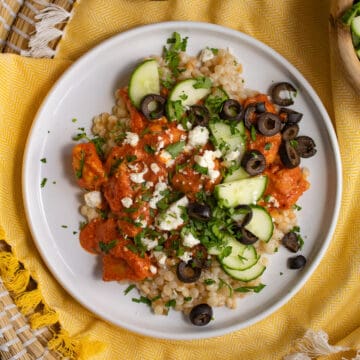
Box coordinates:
[128,59,160,109]
[224,166,249,183]
[352,30,360,48]
[244,205,274,243]
[351,16,360,38]
[209,121,245,152]
[223,261,266,282]
[215,175,268,208]
[168,79,211,106]
[220,238,259,271]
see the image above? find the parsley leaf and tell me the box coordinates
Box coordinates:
[99,239,118,254]
[193,76,212,89]
[165,141,185,158]
[234,283,266,293]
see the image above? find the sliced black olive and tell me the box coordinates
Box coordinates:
[279,108,303,124]
[187,202,212,221]
[255,101,266,113]
[271,82,297,106]
[189,303,213,326]
[188,105,210,126]
[279,140,300,168]
[140,94,166,120]
[243,103,257,130]
[176,260,202,283]
[257,112,282,136]
[238,227,258,245]
[295,136,317,158]
[282,124,299,141]
[241,150,266,176]
[282,232,300,252]
[233,205,253,227]
[288,255,307,269]
[220,99,242,121]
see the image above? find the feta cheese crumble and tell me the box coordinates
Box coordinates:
[84,191,102,208]
[159,150,175,168]
[130,164,148,184]
[156,196,189,231]
[179,251,193,263]
[182,231,201,248]
[194,150,222,181]
[141,237,158,251]
[149,182,168,209]
[121,197,133,208]
[123,132,139,147]
[200,48,215,62]
[187,126,209,148]
[150,163,160,174]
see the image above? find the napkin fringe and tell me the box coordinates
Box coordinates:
[283,329,351,359]
[21,0,72,58]
[0,230,105,360]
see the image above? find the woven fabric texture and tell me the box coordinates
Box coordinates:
[0,0,359,359]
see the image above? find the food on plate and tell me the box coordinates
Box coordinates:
[342,1,360,59]
[71,32,316,324]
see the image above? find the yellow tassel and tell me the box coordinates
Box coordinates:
[48,329,106,360]
[29,306,59,329]
[0,252,30,295]
[14,288,42,315]
[0,252,20,278]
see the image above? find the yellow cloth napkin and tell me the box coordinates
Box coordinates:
[1,0,359,359]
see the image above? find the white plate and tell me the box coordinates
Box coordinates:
[22,21,342,339]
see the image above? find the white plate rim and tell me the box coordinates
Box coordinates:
[22,21,343,339]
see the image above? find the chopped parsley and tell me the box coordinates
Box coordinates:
[99,239,118,254]
[61,225,68,228]
[126,154,137,162]
[290,139,298,148]
[250,125,257,141]
[165,141,185,158]
[163,32,188,77]
[204,279,216,285]
[193,76,212,89]
[75,150,85,179]
[290,226,305,249]
[91,136,106,159]
[264,142,272,151]
[40,158,47,163]
[72,118,77,123]
[234,284,266,293]
[144,144,156,154]
[292,203,302,211]
[41,178,47,188]
[132,296,151,305]
[124,284,136,295]
[193,163,208,175]
[165,299,176,308]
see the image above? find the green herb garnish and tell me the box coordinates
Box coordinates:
[40,158,47,163]
[41,178,48,188]
[234,284,266,293]
[165,141,185,158]
[124,284,136,295]
[75,150,85,179]
[99,239,118,254]
[193,76,212,89]
[193,163,208,175]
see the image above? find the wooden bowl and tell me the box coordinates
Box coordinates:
[330,0,360,93]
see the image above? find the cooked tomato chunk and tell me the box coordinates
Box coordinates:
[72,143,107,190]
